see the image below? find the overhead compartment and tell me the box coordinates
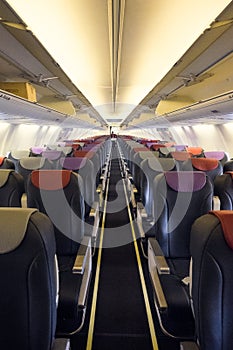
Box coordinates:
[0,81,37,102]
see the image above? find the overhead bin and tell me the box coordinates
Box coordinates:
[0,81,37,102]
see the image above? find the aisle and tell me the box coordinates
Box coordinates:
[71,141,159,350]
[88,142,156,350]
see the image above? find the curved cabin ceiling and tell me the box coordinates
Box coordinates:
[0,0,232,129]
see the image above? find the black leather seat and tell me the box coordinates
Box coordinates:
[0,156,15,169]
[140,157,177,219]
[147,171,213,339]
[223,159,233,172]
[204,150,229,166]
[214,171,233,209]
[0,170,24,206]
[0,207,69,349]
[8,149,30,171]
[59,156,100,243]
[182,158,223,184]
[27,169,92,335]
[59,156,95,218]
[18,156,54,191]
[181,210,233,350]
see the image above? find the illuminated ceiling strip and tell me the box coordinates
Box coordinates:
[108,0,125,111]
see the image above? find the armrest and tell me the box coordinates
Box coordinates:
[52,338,70,350]
[213,195,220,210]
[148,238,170,274]
[72,236,91,274]
[137,202,148,219]
[88,201,100,241]
[180,341,199,350]
[148,238,170,311]
[136,202,148,238]
[96,184,102,193]
[96,184,103,207]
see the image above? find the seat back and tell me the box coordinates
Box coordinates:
[27,170,85,257]
[185,147,204,157]
[0,208,57,350]
[214,172,233,209]
[182,157,223,183]
[223,159,233,172]
[0,170,24,206]
[141,158,177,218]
[8,150,30,171]
[73,150,101,187]
[59,157,95,217]
[0,156,15,169]
[18,156,54,191]
[190,210,233,350]
[204,150,229,166]
[153,171,213,259]
[42,150,64,168]
[132,151,155,196]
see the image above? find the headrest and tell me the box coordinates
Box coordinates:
[210,210,233,250]
[31,170,72,190]
[146,142,158,148]
[132,147,148,152]
[186,147,203,156]
[0,157,6,166]
[83,145,100,151]
[60,157,87,170]
[0,169,14,187]
[46,145,57,150]
[19,157,46,170]
[58,146,72,155]
[164,143,175,147]
[148,158,176,171]
[30,147,46,155]
[73,142,85,148]
[165,171,206,192]
[191,158,218,171]
[134,151,155,160]
[170,151,191,161]
[204,151,225,161]
[150,144,165,151]
[175,145,187,151]
[73,150,94,159]
[10,150,30,159]
[0,208,37,253]
[42,150,62,160]
[159,147,176,156]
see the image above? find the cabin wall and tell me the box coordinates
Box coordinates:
[123,122,233,158]
[171,124,233,157]
[0,122,103,156]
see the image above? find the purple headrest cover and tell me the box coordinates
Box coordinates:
[164,171,206,192]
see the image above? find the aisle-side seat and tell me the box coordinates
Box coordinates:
[27,169,92,336]
[147,171,213,339]
[0,169,24,206]
[181,210,233,350]
[0,208,69,349]
[60,157,100,242]
[138,158,177,223]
